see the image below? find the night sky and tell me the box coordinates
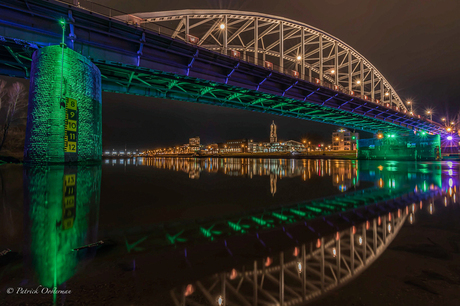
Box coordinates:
[8,0,460,150]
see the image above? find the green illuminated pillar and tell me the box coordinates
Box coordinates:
[24,45,102,163]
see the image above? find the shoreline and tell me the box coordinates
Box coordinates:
[106,152,358,160]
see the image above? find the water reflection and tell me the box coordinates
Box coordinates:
[23,165,101,289]
[1,158,458,305]
[108,157,361,194]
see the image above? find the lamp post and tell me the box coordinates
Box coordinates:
[407,101,413,113]
[426,110,432,121]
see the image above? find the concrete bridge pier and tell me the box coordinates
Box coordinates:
[358,134,441,161]
[24,45,102,163]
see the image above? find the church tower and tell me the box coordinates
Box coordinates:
[270,121,277,143]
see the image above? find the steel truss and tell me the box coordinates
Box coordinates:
[169,190,441,306]
[127,10,405,110]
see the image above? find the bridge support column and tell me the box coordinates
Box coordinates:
[24,45,102,163]
[358,134,441,161]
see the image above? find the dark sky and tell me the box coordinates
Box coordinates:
[8,0,460,150]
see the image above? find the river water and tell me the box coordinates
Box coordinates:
[0,158,457,305]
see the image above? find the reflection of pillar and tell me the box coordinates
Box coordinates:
[24,45,102,163]
[23,165,101,288]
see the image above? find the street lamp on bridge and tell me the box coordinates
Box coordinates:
[407,100,413,113]
[426,109,432,121]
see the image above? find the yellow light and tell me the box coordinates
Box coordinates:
[220,23,225,29]
[407,101,411,104]
[442,118,446,121]
[330,69,335,74]
[447,127,452,132]
[385,92,389,96]
[296,55,301,60]
[356,80,361,84]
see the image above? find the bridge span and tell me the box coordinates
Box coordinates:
[0,0,446,162]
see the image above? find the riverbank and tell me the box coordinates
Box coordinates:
[137,151,358,160]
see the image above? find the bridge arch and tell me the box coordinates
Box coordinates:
[122,9,406,111]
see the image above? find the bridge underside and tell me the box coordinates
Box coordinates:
[0,36,425,135]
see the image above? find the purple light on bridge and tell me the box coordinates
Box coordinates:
[447,136,453,141]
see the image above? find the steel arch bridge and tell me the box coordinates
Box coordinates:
[0,0,445,136]
[128,9,405,109]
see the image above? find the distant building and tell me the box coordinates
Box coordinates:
[189,137,200,153]
[221,139,252,153]
[332,128,358,150]
[270,121,277,143]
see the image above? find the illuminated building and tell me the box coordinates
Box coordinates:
[270,121,277,143]
[189,136,201,153]
[332,128,358,150]
[221,139,252,153]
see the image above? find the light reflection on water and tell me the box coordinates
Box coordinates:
[0,158,457,304]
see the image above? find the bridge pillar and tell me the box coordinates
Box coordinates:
[358,134,441,161]
[24,45,102,163]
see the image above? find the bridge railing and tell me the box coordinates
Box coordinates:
[61,1,433,123]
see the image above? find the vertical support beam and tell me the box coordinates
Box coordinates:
[348,51,352,91]
[185,16,190,36]
[336,234,341,283]
[360,60,364,95]
[302,244,306,301]
[389,88,393,106]
[254,17,258,65]
[308,66,312,82]
[253,260,258,306]
[279,251,284,306]
[362,223,367,263]
[320,237,325,293]
[223,15,228,55]
[381,79,385,103]
[382,215,387,244]
[181,285,186,306]
[279,22,284,72]
[391,212,395,235]
[373,218,377,255]
[334,42,338,85]
[350,227,355,275]
[301,28,305,80]
[319,34,323,81]
[371,69,375,101]
[221,272,226,306]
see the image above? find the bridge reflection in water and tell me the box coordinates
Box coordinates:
[5,158,458,305]
[155,159,452,306]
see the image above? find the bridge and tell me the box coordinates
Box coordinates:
[0,0,446,162]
